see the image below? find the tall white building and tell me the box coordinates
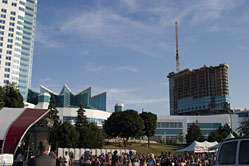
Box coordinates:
[0,0,37,100]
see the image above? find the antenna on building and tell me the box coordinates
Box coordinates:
[175,22,180,73]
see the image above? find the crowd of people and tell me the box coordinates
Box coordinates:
[28,140,216,166]
[59,150,216,166]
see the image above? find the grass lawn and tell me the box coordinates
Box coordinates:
[103,143,180,155]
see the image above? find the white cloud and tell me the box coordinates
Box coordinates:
[35,22,62,48]
[85,63,104,72]
[115,66,139,72]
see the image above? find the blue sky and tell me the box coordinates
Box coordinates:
[31,0,249,115]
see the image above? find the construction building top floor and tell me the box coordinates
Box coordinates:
[167,64,230,115]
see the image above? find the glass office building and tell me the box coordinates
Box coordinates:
[27,84,107,111]
[0,0,38,100]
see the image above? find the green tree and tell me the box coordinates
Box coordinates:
[58,121,79,148]
[186,123,205,144]
[0,86,4,108]
[208,130,223,142]
[208,123,237,142]
[104,109,144,147]
[48,94,60,127]
[78,123,105,148]
[75,104,88,129]
[238,119,249,136]
[178,133,184,144]
[48,93,61,149]
[139,112,157,147]
[2,82,24,108]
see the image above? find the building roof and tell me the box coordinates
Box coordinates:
[0,108,49,154]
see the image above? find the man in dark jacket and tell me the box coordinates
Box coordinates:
[30,140,56,166]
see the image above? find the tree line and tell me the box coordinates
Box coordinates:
[1,83,249,147]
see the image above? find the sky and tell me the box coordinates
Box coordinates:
[31,0,249,115]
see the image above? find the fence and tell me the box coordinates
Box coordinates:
[58,148,136,160]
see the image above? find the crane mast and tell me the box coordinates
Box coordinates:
[175,22,180,73]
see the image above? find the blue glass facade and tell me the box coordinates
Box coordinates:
[18,0,37,100]
[187,123,221,135]
[27,84,107,111]
[178,95,230,113]
[63,116,105,125]
[156,129,183,135]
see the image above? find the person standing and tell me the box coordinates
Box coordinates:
[30,140,56,166]
[63,151,70,166]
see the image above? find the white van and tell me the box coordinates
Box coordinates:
[216,137,249,166]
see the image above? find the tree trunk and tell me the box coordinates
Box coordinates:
[148,136,150,147]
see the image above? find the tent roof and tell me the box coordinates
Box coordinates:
[0,108,49,154]
[176,141,218,153]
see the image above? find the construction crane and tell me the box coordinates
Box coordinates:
[175,22,180,73]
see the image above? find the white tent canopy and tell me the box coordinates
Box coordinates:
[176,141,218,153]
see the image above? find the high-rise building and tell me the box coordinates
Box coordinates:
[0,0,37,100]
[167,64,230,115]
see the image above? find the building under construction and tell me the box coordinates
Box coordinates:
[167,64,230,115]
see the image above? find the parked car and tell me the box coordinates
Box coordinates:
[216,137,249,166]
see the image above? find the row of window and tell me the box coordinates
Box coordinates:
[2,0,18,7]
[157,122,183,128]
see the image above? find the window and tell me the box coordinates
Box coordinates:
[8,33,13,37]
[6,56,11,60]
[19,7,25,12]
[16,37,22,41]
[27,0,35,4]
[11,11,16,16]
[16,31,22,36]
[12,2,17,7]
[10,17,15,21]
[5,62,11,66]
[4,74,10,78]
[1,9,7,13]
[0,37,3,41]
[5,68,10,72]
[17,26,22,30]
[0,43,2,46]
[0,31,4,35]
[15,42,21,47]
[0,14,6,19]
[9,28,14,32]
[218,141,237,165]
[0,19,5,24]
[18,15,24,20]
[17,21,23,25]
[8,39,13,43]
[24,26,32,30]
[239,140,249,164]
[25,12,33,17]
[7,44,12,48]
[9,22,15,26]
[0,25,4,30]
[23,36,31,41]
[6,50,12,54]
[22,41,30,46]
[26,6,34,11]
[20,1,25,6]
[23,31,31,35]
[2,0,8,4]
